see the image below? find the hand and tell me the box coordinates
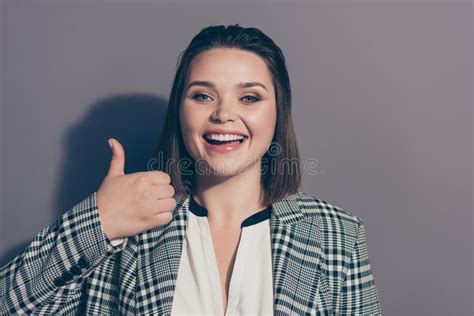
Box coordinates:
[96,138,176,240]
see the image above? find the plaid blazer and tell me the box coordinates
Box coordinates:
[1,191,382,315]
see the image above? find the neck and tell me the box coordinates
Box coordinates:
[192,162,266,228]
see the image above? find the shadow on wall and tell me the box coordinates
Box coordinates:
[0,94,169,267]
[52,94,169,218]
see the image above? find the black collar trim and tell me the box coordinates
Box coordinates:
[188,194,272,228]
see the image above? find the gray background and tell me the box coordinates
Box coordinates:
[1,1,472,315]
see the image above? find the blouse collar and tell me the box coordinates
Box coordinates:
[188,193,272,228]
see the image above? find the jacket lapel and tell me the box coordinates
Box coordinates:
[135,192,329,315]
[270,192,331,314]
[135,194,189,315]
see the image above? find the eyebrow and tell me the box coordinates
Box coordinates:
[185,80,268,92]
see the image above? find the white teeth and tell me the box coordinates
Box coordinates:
[205,133,245,141]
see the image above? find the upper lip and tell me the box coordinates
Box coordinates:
[202,129,249,138]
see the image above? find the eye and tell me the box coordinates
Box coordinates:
[191,93,213,102]
[241,95,260,103]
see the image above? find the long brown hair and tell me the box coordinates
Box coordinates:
[156,24,301,205]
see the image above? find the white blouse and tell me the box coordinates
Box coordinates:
[171,195,274,315]
[110,195,274,316]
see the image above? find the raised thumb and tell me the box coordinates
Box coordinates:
[107,138,125,176]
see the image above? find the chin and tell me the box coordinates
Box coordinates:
[198,155,263,179]
[195,159,242,177]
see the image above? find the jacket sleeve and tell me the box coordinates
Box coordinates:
[337,219,382,315]
[0,191,128,315]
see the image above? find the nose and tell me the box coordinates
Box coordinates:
[210,98,237,122]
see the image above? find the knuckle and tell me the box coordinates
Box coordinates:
[137,211,148,223]
[136,174,148,185]
[144,210,156,222]
[169,197,177,209]
[156,212,173,226]
[158,197,176,212]
[136,200,148,215]
[160,184,174,197]
[158,171,171,183]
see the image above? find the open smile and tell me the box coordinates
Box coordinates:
[202,134,249,154]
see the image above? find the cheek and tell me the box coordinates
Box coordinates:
[181,104,198,132]
[180,105,196,147]
[180,104,207,150]
[247,105,277,140]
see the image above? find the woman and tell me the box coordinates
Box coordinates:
[1,24,381,315]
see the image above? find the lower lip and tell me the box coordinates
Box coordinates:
[203,137,248,154]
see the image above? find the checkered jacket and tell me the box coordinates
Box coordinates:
[1,191,382,315]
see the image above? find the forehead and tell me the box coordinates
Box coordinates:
[186,48,273,86]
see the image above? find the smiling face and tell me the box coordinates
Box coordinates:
[179,48,277,179]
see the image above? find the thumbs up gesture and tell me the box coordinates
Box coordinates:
[96,138,176,240]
